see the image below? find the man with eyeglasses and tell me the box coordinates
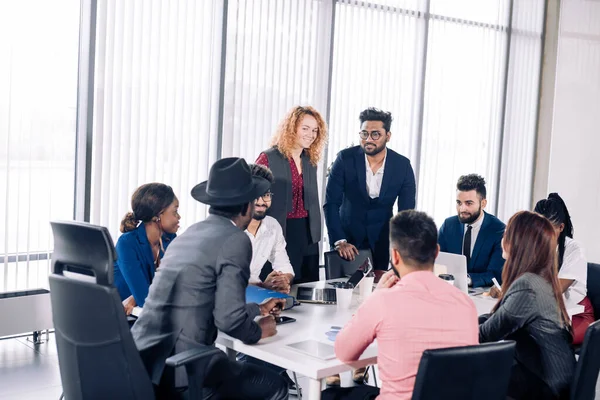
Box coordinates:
[241,163,299,396]
[324,108,416,386]
[246,164,295,293]
[324,107,416,271]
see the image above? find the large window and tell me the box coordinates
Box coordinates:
[0,0,80,291]
[3,0,545,291]
[328,0,425,170]
[90,0,224,241]
[220,0,333,163]
[330,0,544,228]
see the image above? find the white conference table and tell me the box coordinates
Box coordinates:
[216,280,498,399]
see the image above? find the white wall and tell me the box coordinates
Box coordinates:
[547,0,600,262]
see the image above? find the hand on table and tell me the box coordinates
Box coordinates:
[263,271,291,294]
[259,298,286,317]
[122,295,136,315]
[258,315,278,339]
[377,270,399,289]
[336,242,359,261]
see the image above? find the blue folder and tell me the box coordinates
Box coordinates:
[246,285,296,310]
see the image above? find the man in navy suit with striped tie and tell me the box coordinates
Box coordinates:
[438,174,505,288]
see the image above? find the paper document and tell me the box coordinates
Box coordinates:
[286,340,337,360]
[131,306,143,318]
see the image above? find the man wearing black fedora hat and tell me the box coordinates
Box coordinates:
[132,157,288,399]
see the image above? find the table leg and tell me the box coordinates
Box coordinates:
[306,378,322,399]
[225,347,237,361]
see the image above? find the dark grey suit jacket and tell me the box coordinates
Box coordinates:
[479,272,575,398]
[131,215,262,386]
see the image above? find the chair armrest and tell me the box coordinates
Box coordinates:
[165,346,223,368]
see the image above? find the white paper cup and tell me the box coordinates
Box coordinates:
[336,288,353,309]
[359,276,375,298]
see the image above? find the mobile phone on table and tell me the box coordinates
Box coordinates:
[275,316,296,325]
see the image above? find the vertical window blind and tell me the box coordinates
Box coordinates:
[328,0,427,176]
[418,0,509,225]
[497,0,545,221]
[220,0,334,165]
[90,0,224,241]
[0,0,80,292]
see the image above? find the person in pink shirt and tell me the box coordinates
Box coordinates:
[323,210,479,400]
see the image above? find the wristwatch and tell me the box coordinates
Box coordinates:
[467,274,472,287]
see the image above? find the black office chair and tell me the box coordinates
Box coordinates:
[586,262,600,320]
[411,341,516,400]
[570,320,600,400]
[50,221,222,400]
[324,249,373,279]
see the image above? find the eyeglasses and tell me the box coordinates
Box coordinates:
[259,192,273,201]
[359,131,384,141]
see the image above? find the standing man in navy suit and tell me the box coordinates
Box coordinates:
[324,108,416,270]
[438,174,505,288]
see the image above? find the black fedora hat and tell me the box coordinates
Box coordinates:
[191,157,270,206]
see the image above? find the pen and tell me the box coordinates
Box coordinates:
[492,277,502,291]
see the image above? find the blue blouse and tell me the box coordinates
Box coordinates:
[113,223,176,307]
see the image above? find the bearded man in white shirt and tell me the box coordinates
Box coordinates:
[241,163,300,396]
[246,164,295,293]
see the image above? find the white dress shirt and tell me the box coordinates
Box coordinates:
[463,212,485,257]
[245,215,295,284]
[558,237,587,314]
[365,149,387,199]
[334,150,387,248]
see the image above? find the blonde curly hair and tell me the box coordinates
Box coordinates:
[270,106,328,166]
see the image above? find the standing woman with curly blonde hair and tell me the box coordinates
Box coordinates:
[256,106,328,283]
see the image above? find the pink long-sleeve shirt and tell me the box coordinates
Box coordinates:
[334,270,479,399]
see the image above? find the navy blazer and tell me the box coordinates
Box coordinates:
[324,146,416,251]
[438,211,505,288]
[113,223,176,306]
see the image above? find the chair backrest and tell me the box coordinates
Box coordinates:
[324,249,373,279]
[49,221,155,400]
[571,320,600,400]
[411,341,516,400]
[587,263,600,320]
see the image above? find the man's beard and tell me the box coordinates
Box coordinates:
[362,142,386,156]
[458,207,482,224]
[253,211,267,221]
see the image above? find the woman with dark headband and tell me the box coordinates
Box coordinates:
[113,183,180,314]
[534,193,594,345]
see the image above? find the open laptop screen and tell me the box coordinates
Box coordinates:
[296,287,336,304]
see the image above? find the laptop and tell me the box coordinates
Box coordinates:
[435,251,468,294]
[296,258,373,304]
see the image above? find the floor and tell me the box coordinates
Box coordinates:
[0,332,374,400]
[0,333,62,400]
[0,332,597,399]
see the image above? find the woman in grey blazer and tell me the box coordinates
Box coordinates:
[255,106,328,283]
[479,211,575,399]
